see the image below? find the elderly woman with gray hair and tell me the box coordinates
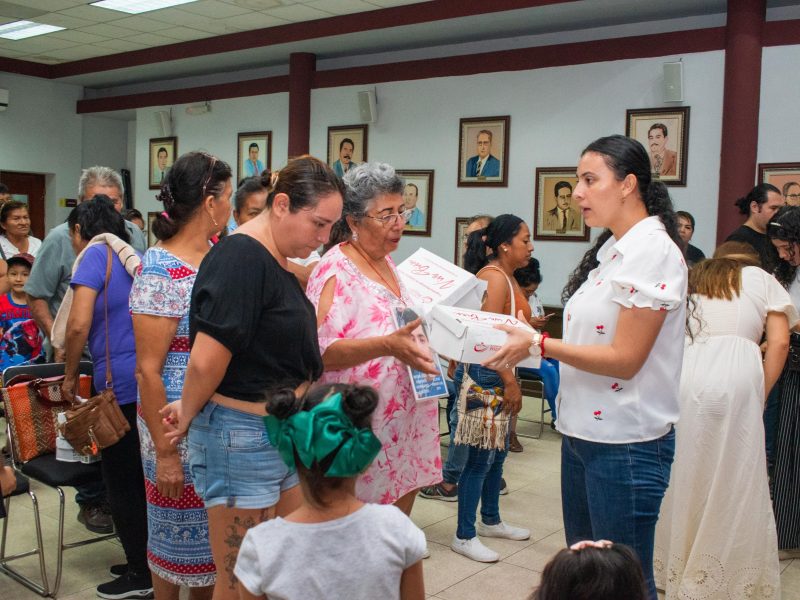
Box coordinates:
[306,162,442,515]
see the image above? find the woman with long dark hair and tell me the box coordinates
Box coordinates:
[485,135,688,598]
[767,206,800,561]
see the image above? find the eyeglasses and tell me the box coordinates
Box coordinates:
[200,155,218,200]
[362,208,415,227]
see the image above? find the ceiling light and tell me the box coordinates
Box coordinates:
[0,21,65,40]
[90,0,199,14]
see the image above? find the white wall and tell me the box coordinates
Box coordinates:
[133,93,290,212]
[309,51,724,304]
[0,72,83,230]
[758,44,800,165]
[81,115,129,175]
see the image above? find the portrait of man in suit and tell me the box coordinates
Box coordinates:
[332,138,355,177]
[648,123,677,177]
[403,183,425,229]
[543,181,579,233]
[465,130,500,178]
[149,137,177,189]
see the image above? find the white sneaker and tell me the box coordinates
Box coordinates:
[451,535,500,562]
[477,521,530,541]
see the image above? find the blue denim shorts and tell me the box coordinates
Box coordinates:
[187,402,299,509]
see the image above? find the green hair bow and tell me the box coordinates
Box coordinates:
[264,392,381,478]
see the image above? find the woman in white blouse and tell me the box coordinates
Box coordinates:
[486,135,687,600]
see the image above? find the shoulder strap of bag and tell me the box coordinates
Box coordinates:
[103,246,113,391]
[476,264,516,316]
[0,238,7,261]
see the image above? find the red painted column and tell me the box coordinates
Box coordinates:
[288,52,315,158]
[716,0,766,244]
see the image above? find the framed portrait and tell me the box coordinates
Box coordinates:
[397,170,434,236]
[457,116,510,187]
[626,107,690,186]
[147,212,159,248]
[758,162,800,203]
[237,131,271,183]
[149,137,177,190]
[533,167,589,242]
[327,125,368,177]
[454,217,471,268]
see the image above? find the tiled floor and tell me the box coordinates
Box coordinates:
[1,415,799,599]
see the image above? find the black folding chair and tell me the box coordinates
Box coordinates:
[0,361,116,598]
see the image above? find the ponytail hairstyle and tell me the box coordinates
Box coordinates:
[266,383,379,508]
[153,151,232,242]
[768,205,800,287]
[561,135,681,304]
[463,213,524,274]
[267,155,344,213]
[735,183,781,216]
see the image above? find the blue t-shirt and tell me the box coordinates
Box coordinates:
[0,294,45,373]
[71,245,141,405]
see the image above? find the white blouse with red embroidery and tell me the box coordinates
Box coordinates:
[558,216,688,443]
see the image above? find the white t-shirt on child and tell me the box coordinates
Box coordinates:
[234,503,426,600]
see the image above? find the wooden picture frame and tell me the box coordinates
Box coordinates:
[147,211,159,247]
[626,107,690,186]
[454,217,471,268]
[237,131,271,183]
[327,125,368,177]
[397,170,434,237]
[457,116,510,187]
[758,162,800,204]
[533,167,589,242]
[149,137,177,190]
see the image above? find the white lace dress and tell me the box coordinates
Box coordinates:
[654,267,798,600]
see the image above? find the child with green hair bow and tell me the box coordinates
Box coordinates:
[234,383,427,600]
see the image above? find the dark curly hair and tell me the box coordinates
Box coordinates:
[561,135,682,304]
[735,183,781,216]
[768,205,800,287]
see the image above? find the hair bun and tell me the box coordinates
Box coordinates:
[267,388,304,420]
[341,385,379,428]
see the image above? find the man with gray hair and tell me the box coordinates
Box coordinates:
[23,167,146,535]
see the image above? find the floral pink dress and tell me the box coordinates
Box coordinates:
[306,244,441,504]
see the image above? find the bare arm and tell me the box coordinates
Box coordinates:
[286,260,318,291]
[133,313,185,498]
[27,296,53,339]
[0,261,8,296]
[316,275,436,374]
[400,561,425,600]
[175,332,232,426]
[763,311,790,401]
[61,285,96,402]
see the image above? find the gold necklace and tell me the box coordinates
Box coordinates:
[348,241,402,299]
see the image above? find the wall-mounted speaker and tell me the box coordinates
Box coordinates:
[357,90,377,123]
[155,110,172,136]
[663,61,683,103]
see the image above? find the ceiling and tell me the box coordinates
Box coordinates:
[0,0,797,93]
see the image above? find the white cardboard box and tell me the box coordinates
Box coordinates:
[427,305,541,369]
[397,248,486,316]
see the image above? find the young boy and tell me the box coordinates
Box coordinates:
[0,253,45,372]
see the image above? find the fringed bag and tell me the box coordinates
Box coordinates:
[453,373,510,450]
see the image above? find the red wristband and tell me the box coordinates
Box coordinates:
[540,332,550,358]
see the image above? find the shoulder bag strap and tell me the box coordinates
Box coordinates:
[103,246,113,391]
[476,264,516,316]
[0,238,7,261]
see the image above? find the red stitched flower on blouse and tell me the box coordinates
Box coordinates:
[595,325,605,335]
[611,383,623,392]
[593,410,603,420]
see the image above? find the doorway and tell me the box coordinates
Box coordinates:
[0,171,46,239]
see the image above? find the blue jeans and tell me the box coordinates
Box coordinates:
[442,379,468,485]
[454,363,508,540]
[518,358,560,419]
[561,429,675,600]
